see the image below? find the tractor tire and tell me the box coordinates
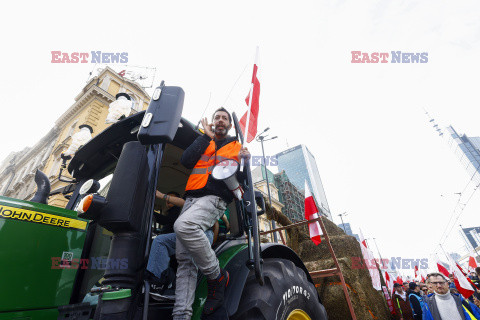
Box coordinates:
[231,258,328,320]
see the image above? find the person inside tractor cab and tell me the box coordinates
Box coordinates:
[172,107,250,319]
[146,190,215,300]
[217,209,230,242]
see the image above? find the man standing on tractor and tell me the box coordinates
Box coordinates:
[172,107,250,320]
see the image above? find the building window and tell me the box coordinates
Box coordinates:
[100,76,111,91]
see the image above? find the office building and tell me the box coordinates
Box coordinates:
[275,144,331,220]
[446,126,480,185]
[338,222,360,241]
[461,226,480,251]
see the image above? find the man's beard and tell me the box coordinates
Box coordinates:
[215,127,228,137]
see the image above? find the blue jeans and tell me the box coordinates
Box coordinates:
[147,230,214,281]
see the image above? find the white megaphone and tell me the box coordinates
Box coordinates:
[211,159,244,200]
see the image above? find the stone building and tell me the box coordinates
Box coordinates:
[0,66,151,207]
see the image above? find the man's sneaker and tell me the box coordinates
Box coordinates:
[203,269,229,315]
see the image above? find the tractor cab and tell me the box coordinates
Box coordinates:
[65,110,248,312]
[0,83,327,320]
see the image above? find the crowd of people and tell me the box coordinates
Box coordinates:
[392,268,480,320]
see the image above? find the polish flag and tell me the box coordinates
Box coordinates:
[240,47,260,143]
[385,271,394,295]
[358,230,382,290]
[421,273,426,283]
[414,265,419,279]
[456,261,467,276]
[460,259,480,290]
[449,257,475,298]
[396,276,402,285]
[469,257,478,273]
[437,261,450,278]
[304,181,322,245]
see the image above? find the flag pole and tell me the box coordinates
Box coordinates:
[241,46,259,171]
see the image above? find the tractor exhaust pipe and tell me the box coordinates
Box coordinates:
[30,170,51,204]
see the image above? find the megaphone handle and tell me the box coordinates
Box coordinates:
[240,158,244,172]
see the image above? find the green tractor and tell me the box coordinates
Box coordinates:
[0,82,328,320]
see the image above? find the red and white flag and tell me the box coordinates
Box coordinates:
[449,257,475,298]
[437,260,450,278]
[469,256,478,273]
[456,261,467,276]
[358,229,382,290]
[240,47,261,143]
[304,181,322,245]
[414,265,419,279]
[459,259,480,290]
[385,271,394,295]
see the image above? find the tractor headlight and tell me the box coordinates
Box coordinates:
[80,179,100,195]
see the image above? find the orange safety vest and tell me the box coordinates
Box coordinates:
[185,139,242,191]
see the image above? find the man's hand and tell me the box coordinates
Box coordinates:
[201,117,214,139]
[156,190,165,199]
[239,147,251,160]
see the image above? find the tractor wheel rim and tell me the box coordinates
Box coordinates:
[287,309,311,320]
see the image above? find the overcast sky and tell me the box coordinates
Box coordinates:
[2,0,480,276]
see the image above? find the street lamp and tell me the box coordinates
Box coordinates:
[60,124,93,182]
[63,125,93,157]
[338,212,348,233]
[256,128,278,242]
[106,93,133,124]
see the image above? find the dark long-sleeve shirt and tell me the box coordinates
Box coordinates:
[181,134,239,203]
[154,206,181,234]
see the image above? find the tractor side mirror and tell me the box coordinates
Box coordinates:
[254,191,266,216]
[137,82,185,145]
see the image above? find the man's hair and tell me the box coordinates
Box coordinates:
[167,191,181,198]
[427,272,447,281]
[476,267,480,275]
[212,107,232,123]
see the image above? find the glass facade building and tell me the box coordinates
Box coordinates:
[446,126,480,185]
[275,144,331,220]
[274,170,305,222]
[461,226,480,251]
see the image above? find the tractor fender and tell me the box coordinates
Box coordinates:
[222,242,316,317]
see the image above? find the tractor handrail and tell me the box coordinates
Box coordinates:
[232,112,264,285]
